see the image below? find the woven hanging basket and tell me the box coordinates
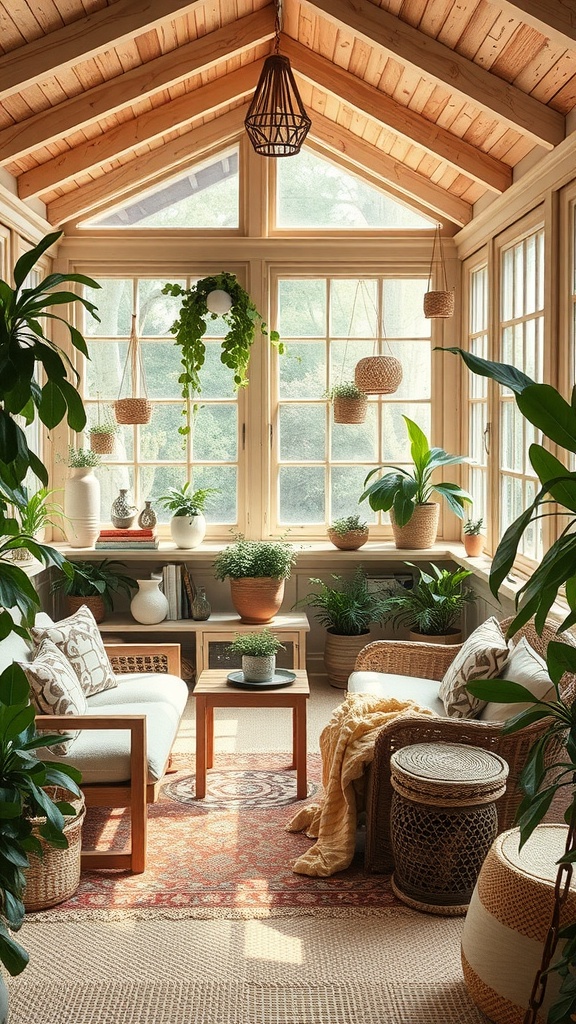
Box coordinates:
[333,395,368,424]
[390,502,440,549]
[114,314,152,425]
[355,356,403,395]
[424,290,455,318]
[90,431,115,454]
[23,788,86,911]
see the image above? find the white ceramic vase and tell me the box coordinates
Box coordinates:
[130,579,169,624]
[64,468,100,548]
[169,513,206,549]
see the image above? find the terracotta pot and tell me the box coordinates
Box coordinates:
[328,527,369,551]
[67,595,106,623]
[408,629,462,645]
[464,534,485,557]
[324,629,371,689]
[229,577,285,624]
[390,503,439,549]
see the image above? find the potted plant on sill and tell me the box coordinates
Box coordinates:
[324,381,367,424]
[328,514,369,551]
[161,273,283,437]
[227,629,286,683]
[294,566,389,688]
[214,538,296,624]
[380,562,474,644]
[11,487,67,561]
[51,559,137,623]
[463,516,485,557]
[157,483,219,549]
[359,416,472,548]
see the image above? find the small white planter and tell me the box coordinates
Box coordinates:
[130,579,169,624]
[242,654,276,683]
[169,512,206,549]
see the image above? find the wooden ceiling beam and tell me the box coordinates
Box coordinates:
[47,105,248,227]
[301,0,565,150]
[498,1,576,49]
[0,0,213,103]
[284,37,511,194]
[309,110,472,226]
[0,9,274,164]
[18,65,260,199]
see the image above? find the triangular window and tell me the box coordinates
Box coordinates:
[83,146,239,228]
[276,147,434,229]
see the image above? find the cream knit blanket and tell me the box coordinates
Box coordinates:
[287,692,435,877]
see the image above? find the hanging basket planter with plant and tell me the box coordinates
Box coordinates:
[114,314,152,425]
[423,223,455,319]
[325,381,367,423]
[162,272,283,437]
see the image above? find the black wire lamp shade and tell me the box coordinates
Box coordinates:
[245,54,312,157]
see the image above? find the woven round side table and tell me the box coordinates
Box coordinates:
[390,742,509,915]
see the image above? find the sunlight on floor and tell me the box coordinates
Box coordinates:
[243,919,303,965]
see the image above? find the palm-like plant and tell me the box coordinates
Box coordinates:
[381,562,474,635]
[295,566,388,636]
[51,559,137,615]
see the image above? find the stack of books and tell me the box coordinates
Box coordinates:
[95,528,159,550]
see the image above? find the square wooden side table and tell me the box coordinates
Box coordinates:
[194,669,310,800]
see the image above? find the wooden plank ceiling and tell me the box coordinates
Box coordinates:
[0,0,574,228]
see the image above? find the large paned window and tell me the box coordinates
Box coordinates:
[273,275,431,532]
[467,263,489,527]
[498,225,544,562]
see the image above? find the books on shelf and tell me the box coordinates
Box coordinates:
[95,527,159,550]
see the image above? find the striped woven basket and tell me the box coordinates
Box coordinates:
[423,290,455,318]
[23,789,86,911]
[390,502,439,549]
[333,395,367,423]
[114,397,152,424]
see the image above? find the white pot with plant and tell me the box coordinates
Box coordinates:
[328,514,369,550]
[64,446,101,548]
[158,483,218,549]
[325,381,367,424]
[227,629,286,682]
[463,517,485,557]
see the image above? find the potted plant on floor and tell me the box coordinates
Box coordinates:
[380,562,474,644]
[214,538,296,624]
[359,416,472,548]
[294,566,389,688]
[227,629,286,683]
[463,516,485,557]
[157,483,219,549]
[328,514,369,550]
[324,381,367,423]
[51,559,137,623]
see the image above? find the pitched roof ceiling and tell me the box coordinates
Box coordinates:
[1,0,575,229]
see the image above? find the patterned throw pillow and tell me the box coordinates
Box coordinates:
[31,604,117,697]
[438,616,509,719]
[19,638,88,754]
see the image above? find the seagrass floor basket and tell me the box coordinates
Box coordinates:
[23,789,86,911]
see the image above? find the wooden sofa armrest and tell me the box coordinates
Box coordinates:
[354,639,463,680]
[104,643,181,677]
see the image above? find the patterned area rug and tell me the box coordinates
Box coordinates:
[30,753,398,920]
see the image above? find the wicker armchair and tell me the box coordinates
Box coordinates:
[357,617,576,873]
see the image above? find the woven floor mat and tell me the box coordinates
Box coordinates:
[9,912,485,1023]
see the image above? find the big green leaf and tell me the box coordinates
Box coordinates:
[437,346,534,393]
[529,445,576,510]
[12,231,62,289]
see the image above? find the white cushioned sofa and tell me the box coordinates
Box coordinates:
[347,616,576,873]
[1,608,188,873]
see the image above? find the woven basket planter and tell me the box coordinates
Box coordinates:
[67,594,106,623]
[23,789,86,911]
[114,397,152,425]
[390,502,440,549]
[409,628,462,645]
[324,630,371,689]
[333,395,367,424]
[423,290,455,318]
[355,356,402,395]
[229,577,285,624]
[90,431,115,454]
[328,527,369,550]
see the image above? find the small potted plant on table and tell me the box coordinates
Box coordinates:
[227,629,286,683]
[51,559,137,623]
[157,483,219,549]
[214,538,296,624]
[380,562,474,644]
[463,516,485,557]
[328,514,369,550]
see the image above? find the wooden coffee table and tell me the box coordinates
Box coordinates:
[194,669,310,799]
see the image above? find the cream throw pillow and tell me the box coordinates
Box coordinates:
[19,638,87,754]
[31,604,117,697]
[438,616,509,719]
[481,637,555,722]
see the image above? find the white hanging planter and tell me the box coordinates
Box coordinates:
[169,513,206,549]
[206,289,233,315]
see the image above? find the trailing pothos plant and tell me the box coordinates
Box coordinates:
[161,272,283,436]
[0,229,99,976]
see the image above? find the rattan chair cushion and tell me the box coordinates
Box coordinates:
[438,617,509,718]
[479,637,554,722]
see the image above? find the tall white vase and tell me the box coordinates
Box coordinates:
[64,468,100,548]
[130,579,169,624]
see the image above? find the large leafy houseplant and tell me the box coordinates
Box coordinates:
[214,539,295,581]
[51,559,137,617]
[359,415,471,526]
[294,566,388,636]
[380,562,474,637]
[0,230,99,979]
[162,273,283,436]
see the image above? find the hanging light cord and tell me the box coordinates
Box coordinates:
[274,0,282,54]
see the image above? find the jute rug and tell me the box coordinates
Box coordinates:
[9,912,486,1023]
[29,752,398,920]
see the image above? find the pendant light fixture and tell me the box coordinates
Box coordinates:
[244,0,311,158]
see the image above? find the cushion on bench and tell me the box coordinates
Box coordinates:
[347,671,445,717]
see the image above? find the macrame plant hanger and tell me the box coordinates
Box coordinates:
[423,223,455,318]
[114,313,152,425]
[90,393,115,454]
[332,281,368,424]
[354,279,403,395]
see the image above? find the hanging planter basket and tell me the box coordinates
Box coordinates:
[355,356,403,395]
[114,314,152,425]
[333,394,367,424]
[424,224,454,319]
[90,432,115,454]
